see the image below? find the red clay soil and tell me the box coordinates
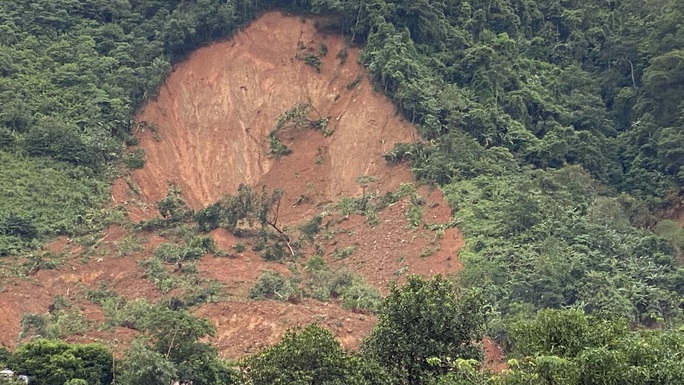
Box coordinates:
[482,338,508,373]
[113,10,470,357]
[0,11,506,368]
[196,299,378,358]
[128,11,417,219]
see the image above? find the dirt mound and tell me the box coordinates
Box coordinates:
[130,11,416,221]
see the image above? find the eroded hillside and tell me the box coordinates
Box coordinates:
[0,12,464,358]
[129,12,415,215]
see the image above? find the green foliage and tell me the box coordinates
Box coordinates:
[261,240,288,262]
[116,339,177,385]
[331,245,356,260]
[336,182,425,229]
[87,282,119,306]
[138,232,220,298]
[249,258,382,312]
[0,0,273,252]
[0,346,9,367]
[0,152,107,254]
[139,256,176,293]
[153,235,214,263]
[269,132,292,158]
[232,242,246,253]
[299,215,323,240]
[304,258,383,312]
[497,309,684,385]
[363,276,485,385]
[123,148,145,170]
[509,309,629,359]
[447,165,684,331]
[346,74,363,90]
[249,271,301,301]
[245,324,389,385]
[8,340,112,385]
[108,299,236,385]
[157,185,193,221]
[19,303,90,341]
[275,103,312,131]
[116,234,144,257]
[269,102,333,156]
[302,54,322,72]
[195,185,283,233]
[427,358,488,385]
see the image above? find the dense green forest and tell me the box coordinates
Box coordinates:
[1,0,684,384]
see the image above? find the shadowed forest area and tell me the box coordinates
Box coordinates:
[1,0,684,384]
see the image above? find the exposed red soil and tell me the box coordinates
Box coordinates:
[0,11,507,370]
[196,299,377,359]
[482,338,508,373]
[128,11,416,218]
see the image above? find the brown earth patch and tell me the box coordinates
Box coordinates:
[482,338,508,373]
[196,299,376,359]
[129,11,417,215]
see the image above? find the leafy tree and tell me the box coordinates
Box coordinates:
[245,324,389,385]
[114,301,237,385]
[8,340,112,385]
[363,275,485,385]
[115,339,177,385]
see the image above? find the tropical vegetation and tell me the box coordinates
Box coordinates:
[1,0,683,384]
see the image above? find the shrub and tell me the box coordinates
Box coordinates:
[303,54,322,71]
[332,245,356,260]
[269,133,292,158]
[249,271,300,301]
[299,215,322,240]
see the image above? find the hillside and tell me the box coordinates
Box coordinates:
[1,1,684,384]
[0,12,463,358]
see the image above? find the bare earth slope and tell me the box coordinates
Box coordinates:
[132,12,416,219]
[0,12,474,360]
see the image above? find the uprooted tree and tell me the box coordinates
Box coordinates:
[194,185,294,256]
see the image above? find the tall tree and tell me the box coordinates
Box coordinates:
[363,275,485,385]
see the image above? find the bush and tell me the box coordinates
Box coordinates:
[299,215,322,240]
[341,281,383,313]
[302,54,322,72]
[249,271,300,301]
[245,325,389,385]
[9,340,113,385]
[262,241,287,261]
[269,133,292,158]
[123,148,145,169]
